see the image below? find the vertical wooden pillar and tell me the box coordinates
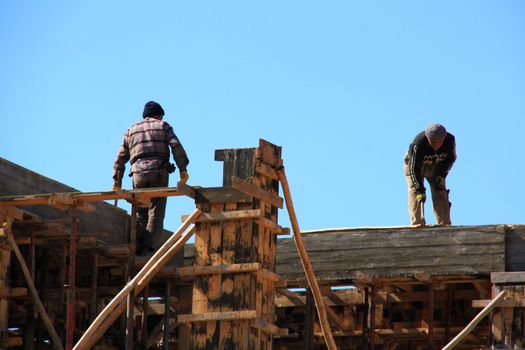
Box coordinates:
[370,287,376,350]
[490,272,525,348]
[65,207,78,350]
[427,284,434,350]
[0,214,12,348]
[188,140,282,350]
[125,204,138,350]
[163,282,171,350]
[304,289,315,350]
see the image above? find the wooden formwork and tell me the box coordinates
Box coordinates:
[1,147,525,350]
[179,139,285,349]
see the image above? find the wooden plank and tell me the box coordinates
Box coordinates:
[73,210,201,350]
[491,271,525,284]
[276,167,337,350]
[275,225,507,283]
[256,217,285,234]
[214,148,256,187]
[194,187,252,205]
[256,268,282,283]
[0,206,23,220]
[220,202,237,349]
[255,139,282,167]
[255,161,279,181]
[7,337,23,347]
[5,224,64,350]
[178,310,258,323]
[0,157,130,246]
[472,298,525,308]
[206,202,223,347]
[178,263,262,277]
[183,209,261,223]
[251,318,288,336]
[0,287,27,298]
[0,186,188,207]
[231,177,283,209]
[443,290,506,350]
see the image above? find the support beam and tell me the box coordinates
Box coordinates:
[4,221,64,350]
[73,209,201,350]
[442,290,506,350]
[277,167,337,350]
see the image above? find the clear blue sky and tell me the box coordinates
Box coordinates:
[1,1,524,233]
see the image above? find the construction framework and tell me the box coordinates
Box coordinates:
[0,139,524,350]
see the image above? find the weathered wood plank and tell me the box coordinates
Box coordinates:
[232,177,283,209]
[179,310,258,323]
[183,209,261,223]
[194,187,252,205]
[274,225,508,283]
[178,263,262,277]
[251,318,288,336]
[0,157,129,245]
[491,271,525,284]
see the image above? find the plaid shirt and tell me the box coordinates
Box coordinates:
[113,117,189,180]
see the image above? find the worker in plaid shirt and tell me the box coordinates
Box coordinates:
[112,101,189,256]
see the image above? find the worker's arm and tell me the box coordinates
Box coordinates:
[164,123,190,182]
[437,135,456,179]
[112,135,130,189]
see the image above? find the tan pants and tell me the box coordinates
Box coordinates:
[404,156,451,225]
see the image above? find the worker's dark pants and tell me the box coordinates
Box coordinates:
[132,169,169,251]
[404,155,451,226]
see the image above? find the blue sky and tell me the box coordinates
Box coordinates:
[1,1,524,233]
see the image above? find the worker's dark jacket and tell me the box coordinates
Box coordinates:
[113,117,189,181]
[406,131,456,194]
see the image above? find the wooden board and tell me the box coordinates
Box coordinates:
[275,225,507,285]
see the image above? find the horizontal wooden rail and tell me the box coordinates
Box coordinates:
[178,310,258,323]
[73,209,201,350]
[443,290,506,350]
[0,185,195,207]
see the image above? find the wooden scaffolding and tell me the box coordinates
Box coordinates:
[0,140,525,350]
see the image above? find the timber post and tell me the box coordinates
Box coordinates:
[181,139,285,349]
[489,272,525,348]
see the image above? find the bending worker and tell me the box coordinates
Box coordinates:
[404,123,456,226]
[113,101,189,255]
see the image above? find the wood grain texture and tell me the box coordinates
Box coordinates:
[276,225,507,284]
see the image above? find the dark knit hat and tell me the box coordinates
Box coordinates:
[425,123,447,141]
[143,101,165,118]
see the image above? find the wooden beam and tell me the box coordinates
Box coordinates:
[73,209,201,350]
[231,176,283,208]
[184,209,261,223]
[178,310,258,323]
[491,271,525,284]
[177,263,261,277]
[4,224,64,350]
[255,160,279,181]
[0,186,188,207]
[252,318,288,336]
[194,186,252,205]
[256,216,285,234]
[442,290,506,350]
[0,287,28,298]
[277,167,337,350]
[325,304,349,331]
[472,298,525,308]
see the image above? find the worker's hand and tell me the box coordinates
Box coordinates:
[416,193,426,203]
[112,182,121,191]
[435,176,446,191]
[179,170,189,185]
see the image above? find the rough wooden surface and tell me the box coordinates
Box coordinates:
[0,157,128,245]
[274,225,509,284]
